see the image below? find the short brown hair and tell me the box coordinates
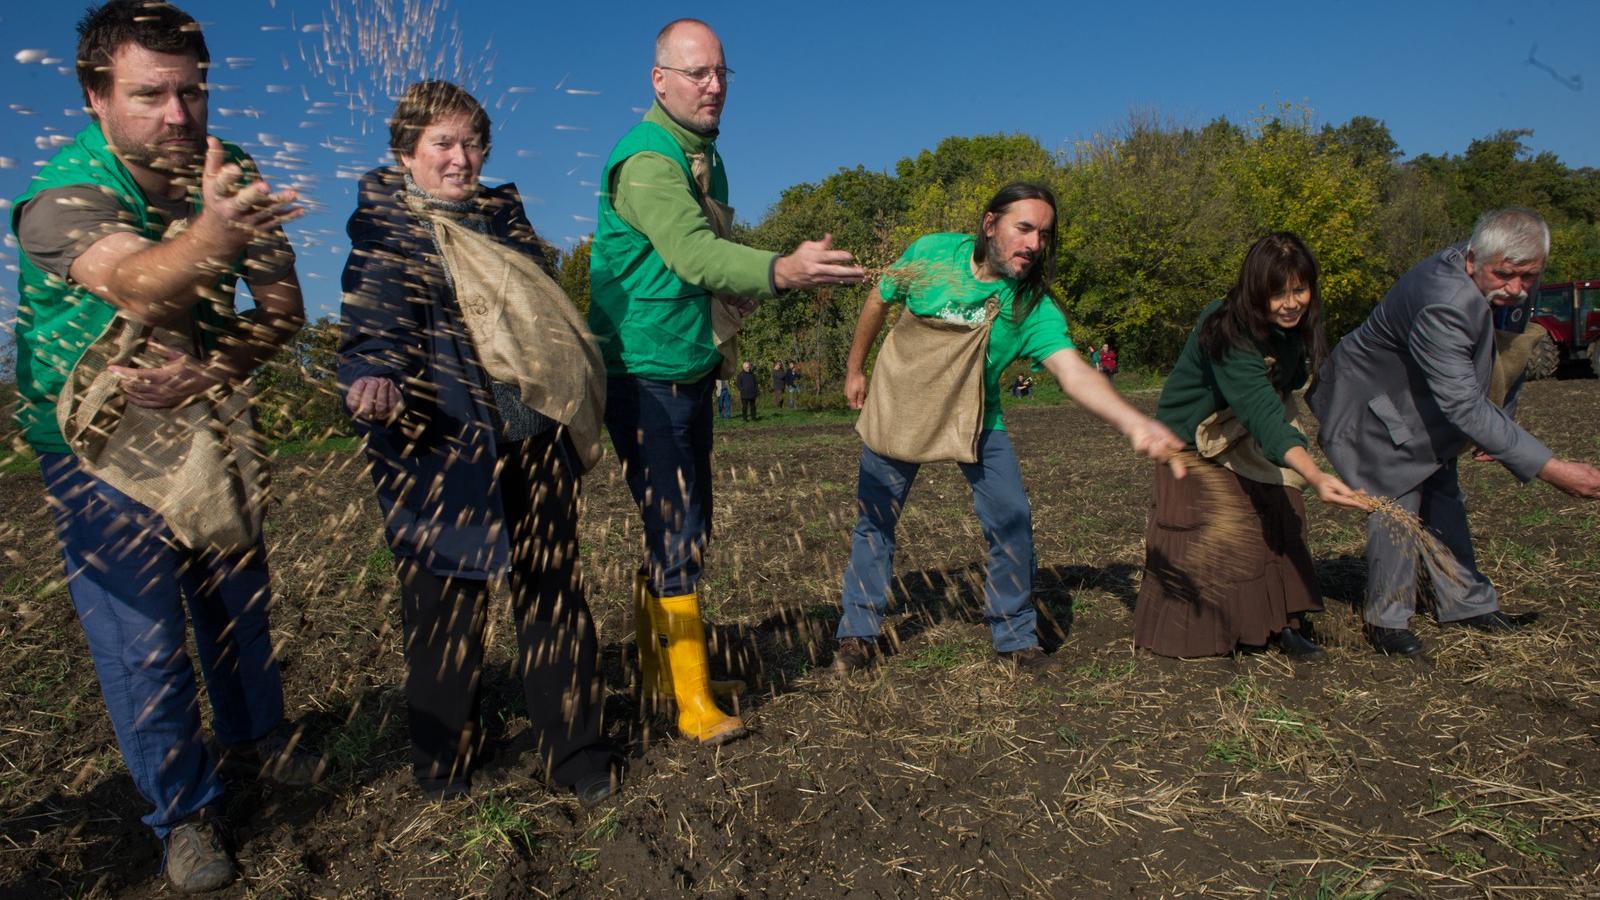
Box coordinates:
[388,81,491,159]
[76,0,209,106]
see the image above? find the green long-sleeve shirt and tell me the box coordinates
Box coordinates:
[1155,300,1309,467]
[613,105,776,299]
[589,103,777,382]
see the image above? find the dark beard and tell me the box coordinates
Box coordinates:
[983,235,1033,280]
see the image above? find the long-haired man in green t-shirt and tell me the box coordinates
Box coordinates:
[833,183,1186,675]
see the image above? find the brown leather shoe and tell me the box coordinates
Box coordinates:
[998,646,1066,673]
[832,637,878,674]
[216,728,327,786]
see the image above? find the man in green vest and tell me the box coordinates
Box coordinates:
[11,1,314,891]
[590,18,865,745]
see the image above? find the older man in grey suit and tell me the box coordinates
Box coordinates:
[1308,208,1600,657]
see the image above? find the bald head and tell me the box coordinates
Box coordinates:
[654,18,718,66]
[651,18,727,134]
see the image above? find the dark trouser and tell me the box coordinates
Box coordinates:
[395,430,608,795]
[604,374,715,596]
[1364,459,1498,629]
[740,397,757,420]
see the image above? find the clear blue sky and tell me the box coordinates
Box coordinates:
[2,0,1596,321]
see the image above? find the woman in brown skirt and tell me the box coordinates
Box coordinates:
[1134,233,1369,659]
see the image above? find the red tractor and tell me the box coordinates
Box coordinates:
[1521,280,1600,379]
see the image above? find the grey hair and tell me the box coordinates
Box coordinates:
[654,18,712,65]
[1467,207,1550,264]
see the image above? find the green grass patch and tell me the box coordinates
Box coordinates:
[1428,842,1486,872]
[461,793,541,862]
[1267,861,1395,899]
[0,446,37,475]
[1072,658,1136,682]
[1423,795,1561,863]
[349,545,395,587]
[1204,736,1258,767]
[324,701,396,777]
[570,809,621,872]
[899,638,985,671]
[269,434,362,457]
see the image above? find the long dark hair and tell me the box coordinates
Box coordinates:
[972,182,1058,321]
[1199,232,1327,367]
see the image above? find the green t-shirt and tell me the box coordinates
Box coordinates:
[880,233,1074,430]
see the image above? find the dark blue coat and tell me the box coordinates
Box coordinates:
[337,166,556,578]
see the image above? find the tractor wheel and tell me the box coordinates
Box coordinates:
[1525,330,1560,380]
[1589,340,1600,379]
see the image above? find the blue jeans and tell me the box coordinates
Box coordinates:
[717,387,732,419]
[39,453,285,838]
[604,375,715,596]
[836,430,1038,652]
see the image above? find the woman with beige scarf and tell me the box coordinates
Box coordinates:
[337,81,614,803]
[1133,233,1368,660]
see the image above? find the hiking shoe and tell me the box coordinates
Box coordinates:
[1272,626,1327,661]
[1367,626,1424,658]
[217,728,327,787]
[1448,610,1537,633]
[998,646,1066,673]
[832,637,878,675]
[164,810,234,894]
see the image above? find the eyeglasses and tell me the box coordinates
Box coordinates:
[658,65,734,87]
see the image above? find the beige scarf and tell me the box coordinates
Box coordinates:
[420,209,606,473]
[55,314,269,554]
[688,151,748,380]
[855,299,997,464]
[1192,355,1309,489]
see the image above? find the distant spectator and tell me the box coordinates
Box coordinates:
[785,360,800,408]
[1098,343,1118,380]
[736,361,759,420]
[771,359,785,410]
[715,378,732,419]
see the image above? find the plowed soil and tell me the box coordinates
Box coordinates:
[2,379,1598,898]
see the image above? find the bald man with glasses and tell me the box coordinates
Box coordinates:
[589,18,864,745]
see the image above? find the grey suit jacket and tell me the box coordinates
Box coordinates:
[1306,245,1552,497]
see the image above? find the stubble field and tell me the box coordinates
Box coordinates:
[2,379,1598,898]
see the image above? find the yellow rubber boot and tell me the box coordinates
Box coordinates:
[636,571,745,702]
[655,592,748,745]
[632,569,669,706]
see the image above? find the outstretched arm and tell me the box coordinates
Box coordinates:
[844,285,892,409]
[1041,347,1185,477]
[68,138,304,327]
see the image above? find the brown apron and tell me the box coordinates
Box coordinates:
[56,315,269,554]
[855,299,997,464]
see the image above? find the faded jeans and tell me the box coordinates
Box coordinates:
[836,430,1039,653]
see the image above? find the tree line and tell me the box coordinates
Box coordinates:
[219,107,1600,443]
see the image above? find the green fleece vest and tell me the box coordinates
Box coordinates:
[11,123,246,453]
[588,118,728,382]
